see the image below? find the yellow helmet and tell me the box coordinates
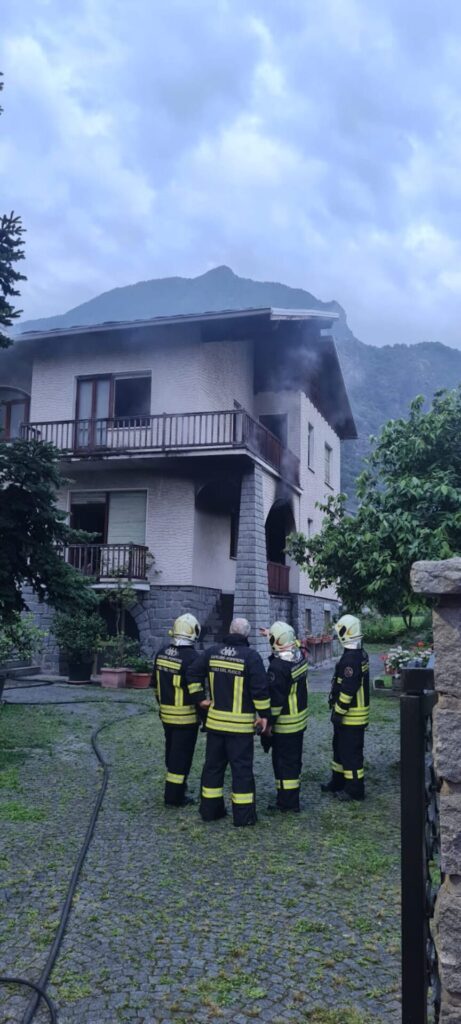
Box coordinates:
[269,621,297,652]
[334,614,362,647]
[170,613,201,643]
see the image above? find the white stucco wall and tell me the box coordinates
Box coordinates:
[297,393,340,599]
[30,335,255,422]
[192,509,236,592]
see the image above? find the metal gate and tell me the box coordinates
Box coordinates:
[401,666,441,1024]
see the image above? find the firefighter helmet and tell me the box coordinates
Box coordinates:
[170,613,201,644]
[334,614,362,647]
[269,621,297,652]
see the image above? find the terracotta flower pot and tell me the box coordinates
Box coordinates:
[126,672,151,689]
[101,667,127,688]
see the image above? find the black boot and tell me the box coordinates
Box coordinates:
[320,779,343,794]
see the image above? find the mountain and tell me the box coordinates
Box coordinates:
[17,266,461,500]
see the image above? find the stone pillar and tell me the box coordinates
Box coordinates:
[233,466,270,659]
[411,558,461,1023]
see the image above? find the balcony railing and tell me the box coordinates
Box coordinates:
[65,543,148,581]
[23,409,300,486]
[267,561,290,594]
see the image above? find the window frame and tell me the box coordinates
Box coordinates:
[307,422,314,471]
[75,373,152,423]
[0,397,30,439]
[324,442,333,487]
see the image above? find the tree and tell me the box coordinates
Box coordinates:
[287,390,461,626]
[0,75,26,347]
[0,438,97,621]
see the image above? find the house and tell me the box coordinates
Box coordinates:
[6,306,356,664]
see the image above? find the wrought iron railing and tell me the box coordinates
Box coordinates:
[22,409,300,486]
[401,665,441,1024]
[267,561,290,594]
[65,543,148,581]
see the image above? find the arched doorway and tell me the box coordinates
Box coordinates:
[265,500,295,565]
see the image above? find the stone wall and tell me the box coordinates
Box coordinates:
[233,466,271,659]
[132,584,224,656]
[269,593,338,641]
[411,558,461,1023]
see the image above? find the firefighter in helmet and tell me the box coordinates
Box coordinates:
[186,617,270,827]
[264,622,309,812]
[321,614,369,802]
[153,613,201,807]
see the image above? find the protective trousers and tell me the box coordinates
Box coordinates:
[163,724,199,806]
[272,732,304,811]
[331,723,365,799]
[200,731,256,827]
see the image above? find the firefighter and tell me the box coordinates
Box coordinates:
[153,613,201,807]
[321,614,370,802]
[265,622,309,812]
[186,617,270,827]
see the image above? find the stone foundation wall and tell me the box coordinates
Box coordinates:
[23,587,60,672]
[269,593,338,641]
[411,558,461,1022]
[132,585,224,656]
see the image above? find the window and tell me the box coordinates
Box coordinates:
[76,375,151,444]
[324,443,332,486]
[259,414,288,448]
[305,608,312,635]
[0,398,29,439]
[230,510,239,559]
[307,517,313,538]
[324,608,332,632]
[114,376,151,420]
[307,423,314,470]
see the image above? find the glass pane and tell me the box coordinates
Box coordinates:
[78,381,93,419]
[10,402,26,438]
[114,377,150,420]
[95,379,110,419]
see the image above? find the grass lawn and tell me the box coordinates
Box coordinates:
[0,689,401,1024]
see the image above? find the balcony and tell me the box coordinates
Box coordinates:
[66,543,148,582]
[23,409,300,487]
[267,561,290,594]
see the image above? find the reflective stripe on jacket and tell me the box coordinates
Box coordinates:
[330,648,370,726]
[186,634,270,734]
[153,644,199,726]
[268,652,309,734]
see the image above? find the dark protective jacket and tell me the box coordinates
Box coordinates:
[329,647,370,726]
[186,634,270,734]
[154,643,199,727]
[268,649,309,734]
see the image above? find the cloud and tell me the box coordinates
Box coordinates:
[2,0,461,346]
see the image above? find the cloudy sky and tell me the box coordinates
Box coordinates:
[2,0,461,347]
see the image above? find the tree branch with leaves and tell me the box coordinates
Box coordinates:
[287,389,461,626]
[0,74,26,347]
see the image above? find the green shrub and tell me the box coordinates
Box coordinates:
[53,609,107,659]
[362,615,407,643]
[0,613,46,664]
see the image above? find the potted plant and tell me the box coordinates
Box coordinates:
[98,580,140,688]
[126,655,153,689]
[53,609,107,683]
[101,635,140,688]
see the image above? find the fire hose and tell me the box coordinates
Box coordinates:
[0,683,150,1023]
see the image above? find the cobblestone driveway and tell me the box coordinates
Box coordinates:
[0,681,400,1024]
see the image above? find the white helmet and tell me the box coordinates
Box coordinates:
[334,614,362,649]
[269,621,297,654]
[170,613,201,645]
